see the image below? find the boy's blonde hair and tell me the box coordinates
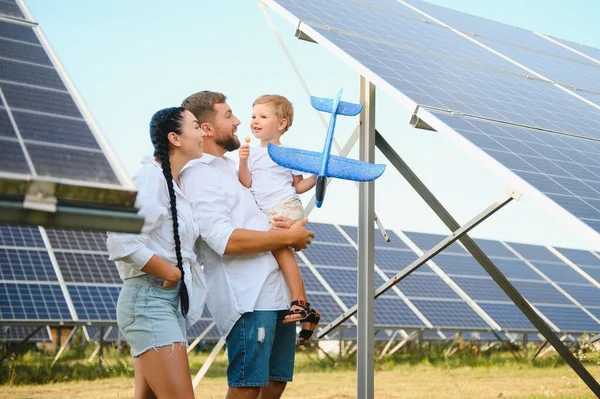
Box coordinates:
[253,94,294,133]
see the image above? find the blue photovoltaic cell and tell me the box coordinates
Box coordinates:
[339,295,425,327]
[477,303,536,331]
[527,261,590,285]
[0,58,65,90]
[555,248,600,266]
[0,248,56,281]
[1,82,81,117]
[405,231,467,254]
[0,326,51,342]
[396,272,461,299]
[559,284,600,308]
[54,252,120,285]
[374,249,420,272]
[587,308,600,323]
[410,299,489,329]
[85,326,120,342]
[0,139,29,174]
[45,228,108,252]
[305,222,348,244]
[550,36,600,65]
[433,113,600,234]
[0,1,25,20]
[472,238,517,258]
[0,226,44,247]
[0,20,37,43]
[450,277,511,302]
[274,0,600,139]
[431,253,488,277]
[534,305,600,333]
[299,265,327,293]
[315,267,386,294]
[0,38,52,66]
[0,109,15,138]
[305,293,347,324]
[507,243,562,263]
[302,243,356,267]
[67,285,119,321]
[577,267,600,284]
[187,319,220,341]
[340,225,410,249]
[492,258,544,281]
[12,111,101,149]
[510,280,572,305]
[0,282,71,320]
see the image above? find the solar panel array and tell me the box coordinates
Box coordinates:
[0,6,120,184]
[2,222,600,344]
[267,0,600,244]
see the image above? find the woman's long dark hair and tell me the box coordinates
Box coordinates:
[149,106,189,316]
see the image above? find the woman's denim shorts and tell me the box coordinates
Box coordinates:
[116,274,186,358]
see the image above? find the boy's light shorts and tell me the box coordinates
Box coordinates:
[263,197,304,226]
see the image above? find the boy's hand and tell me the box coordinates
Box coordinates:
[239,136,251,163]
[272,216,294,230]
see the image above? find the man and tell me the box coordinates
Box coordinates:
[180,91,315,399]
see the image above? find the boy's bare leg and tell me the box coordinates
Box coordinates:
[272,247,308,320]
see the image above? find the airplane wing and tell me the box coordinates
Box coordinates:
[310,96,363,116]
[268,144,385,182]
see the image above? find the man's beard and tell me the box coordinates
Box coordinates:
[216,133,240,152]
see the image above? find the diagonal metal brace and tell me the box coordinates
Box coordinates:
[317,189,516,338]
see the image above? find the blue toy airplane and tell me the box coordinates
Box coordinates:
[268,89,386,208]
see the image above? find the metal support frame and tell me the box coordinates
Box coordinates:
[0,326,43,364]
[388,331,418,356]
[375,131,600,395]
[51,326,78,368]
[187,321,216,354]
[357,75,376,399]
[317,190,516,337]
[192,338,226,391]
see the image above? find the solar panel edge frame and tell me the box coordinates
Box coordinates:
[263,0,600,250]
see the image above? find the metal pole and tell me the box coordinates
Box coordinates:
[376,130,600,396]
[358,75,376,399]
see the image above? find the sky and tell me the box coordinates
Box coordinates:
[23,0,600,250]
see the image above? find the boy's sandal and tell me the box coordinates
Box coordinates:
[282,300,310,324]
[297,309,321,345]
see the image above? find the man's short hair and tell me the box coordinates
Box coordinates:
[253,94,294,132]
[182,91,227,123]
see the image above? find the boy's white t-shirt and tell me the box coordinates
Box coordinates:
[248,145,302,211]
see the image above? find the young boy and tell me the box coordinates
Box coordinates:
[239,94,320,344]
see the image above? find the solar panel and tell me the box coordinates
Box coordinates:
[339,294,425,328]
[404,231,467,254]
[0,9,139,232]
[534,305,600,333]
[0,225,44,247]
[305,222,349,243]
[409,299,489,329]
[0,325,51,342]
[404,0,600,102]
[339,225,410,249]
[0,282,70,321]
[85,325,119,343]
[302,242,357,267]
[0,1,26,21]
[433,113,600,235]
[67,285,119,321]
[477,303,535,331]
[267,0,600,250]
[548,36,600,65]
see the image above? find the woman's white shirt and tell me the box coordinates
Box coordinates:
[106,156,206,327]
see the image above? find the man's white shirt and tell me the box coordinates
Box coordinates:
[180,154,290,338]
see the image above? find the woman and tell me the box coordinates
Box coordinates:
[107,107,206,399]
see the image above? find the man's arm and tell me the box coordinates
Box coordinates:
[224,218,314,255]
